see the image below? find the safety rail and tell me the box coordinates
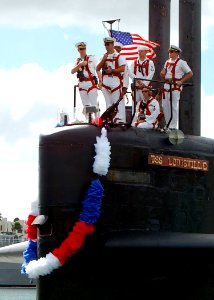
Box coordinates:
[0,235,27,248]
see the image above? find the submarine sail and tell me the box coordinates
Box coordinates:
[36,125,214,300]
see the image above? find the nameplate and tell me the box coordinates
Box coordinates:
[148,153,209,171]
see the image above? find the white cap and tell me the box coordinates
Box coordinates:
[75,42,87,49]
[168,45,182,53]
[114,41,123,48]
[103,37,116,43]
[138,45,150,51]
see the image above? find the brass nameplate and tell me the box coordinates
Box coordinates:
[148,154,209,171]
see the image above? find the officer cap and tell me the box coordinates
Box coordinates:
[138,45,150,51]
[114,41,123,48]
[168,45,182,53]
[103,37,116,44]
[75,42,87,49]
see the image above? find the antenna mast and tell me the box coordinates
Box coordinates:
[102,19,120,36]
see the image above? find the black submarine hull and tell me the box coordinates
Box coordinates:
[37,124,214,300]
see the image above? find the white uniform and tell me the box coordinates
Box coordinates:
[130,58,155,103]
[136,97,160,129]
[123,64,130,90]
[101,51,126,122]
[162,58,192,129]
[73,55,98,110]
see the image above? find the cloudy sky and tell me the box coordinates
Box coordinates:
[0,0,213,221]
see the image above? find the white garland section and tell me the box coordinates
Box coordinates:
[26,253,61,278]
[30,199,39,217]
[25,128,111,279]
[93,128,111,176]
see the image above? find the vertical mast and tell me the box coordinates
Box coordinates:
[179,0,201,136]
[149,0,171,87]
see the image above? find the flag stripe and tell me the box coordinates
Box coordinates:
[111,30,160,61]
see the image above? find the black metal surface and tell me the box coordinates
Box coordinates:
[149,0,171,88]
[179,0,201,135]
[37,125,214,299]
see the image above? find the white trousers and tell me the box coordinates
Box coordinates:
[79,81,98,107]
[137,121,157,129]
[102,76,126,122]
[162,90,180,129]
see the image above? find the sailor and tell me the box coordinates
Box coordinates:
[114,41,130,96]
[71,42,99,119]
[96,37,126,123]
[133,87,160,129]
[160,45,193,130]
[129,45,155,103]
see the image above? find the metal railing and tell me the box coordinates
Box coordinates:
[0,235,27,248]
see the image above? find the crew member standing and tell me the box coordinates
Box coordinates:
[71,42,99,119]
[133,87,160,129]
[129,46,155,104]
[96,37,126,123]
[114,41,130,96]
[160,45,193,130]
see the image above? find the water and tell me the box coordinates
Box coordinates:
[0,287,36,300]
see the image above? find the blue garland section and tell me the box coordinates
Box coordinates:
[21,239,38,274]
[79,179,104,224]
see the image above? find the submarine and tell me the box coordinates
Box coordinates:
[20,0,214,299]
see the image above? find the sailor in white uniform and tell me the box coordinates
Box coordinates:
[96,37,126,123]
[134,87,160,129]
[71,42,99,118]
[160,45,193,130]
[129,45,155,103]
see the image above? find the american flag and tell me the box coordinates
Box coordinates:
[110,30,160,61]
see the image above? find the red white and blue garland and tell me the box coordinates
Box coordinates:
[21,128,111,279]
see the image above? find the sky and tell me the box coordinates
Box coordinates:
[0,0,213,222]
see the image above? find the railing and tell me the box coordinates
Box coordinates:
[0,235,27,248]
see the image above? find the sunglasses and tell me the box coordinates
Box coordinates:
[78,48,86,50]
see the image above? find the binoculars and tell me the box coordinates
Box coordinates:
[77,70,85,79]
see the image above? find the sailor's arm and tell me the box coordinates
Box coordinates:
[96,54,108,72]
[160,67,166,79]
[177,70,193,86]
[146,100,160,124]
[148,61,155,79]
[96,70,102,89]
[105,64,125,75]
[71,61,87,74]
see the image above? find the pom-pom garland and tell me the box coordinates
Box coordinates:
[26,215,38,241]
[22,128,111,278]
[26,252,61,278]
[93,128,111,176]
[21,239,38,274]
[52,221,95,266]
[30,200,39,216]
